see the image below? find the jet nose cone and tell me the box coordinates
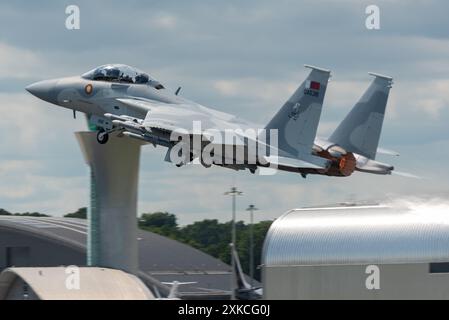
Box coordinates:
[26,79,58,103]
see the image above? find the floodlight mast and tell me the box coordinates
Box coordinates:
[224,186,243,300]
[246,204,258,288]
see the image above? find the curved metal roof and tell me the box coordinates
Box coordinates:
[263,204,449,267]
[0,267,153,300]
[0,216,244,297]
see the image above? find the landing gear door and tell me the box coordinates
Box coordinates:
[90,114,113,130]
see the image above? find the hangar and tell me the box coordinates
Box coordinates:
[262,204,449,299]
[0,215,239,299]
[0,267,154,300]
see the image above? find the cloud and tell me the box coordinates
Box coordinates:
[213,78,296,104]
[0,92,86,152]
[0,157,87,213]
[0,1,449,223]
[149,13,178,30]
[0,91,88,214]
[135,138,449,225]
[0,160,39,199]
[388,79,449,119]
[0,43,44,79]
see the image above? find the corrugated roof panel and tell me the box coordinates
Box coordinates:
[263,204,449,266]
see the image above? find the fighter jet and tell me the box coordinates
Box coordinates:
[25,64,396,178]
[153,281,197,300]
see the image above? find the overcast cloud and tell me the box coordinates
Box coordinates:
[0,0,448,224]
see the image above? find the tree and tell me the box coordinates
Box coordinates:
[1,205,272,281]
[180,219,231,260]
[16,212,49,217]
[139,212,177,228]
[0,209,11,216]
[64,207,87,219]
[251,220,272,280]
[0,208,49,217]
[139,213,273,281]
[138,212,178,237]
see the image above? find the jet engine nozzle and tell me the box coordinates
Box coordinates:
[314,149,356,177]
[337,153,357,176]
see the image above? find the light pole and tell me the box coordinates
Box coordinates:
[246,204,258,288]
[224,186,243,300]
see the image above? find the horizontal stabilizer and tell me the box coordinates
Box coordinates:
[355,155,394,175]
[264,155,328,170]
[377,147,400,157]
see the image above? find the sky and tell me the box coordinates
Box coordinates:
[0,0,448,224]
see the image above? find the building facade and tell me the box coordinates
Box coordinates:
[263,204,449,299]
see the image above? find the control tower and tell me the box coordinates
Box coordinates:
[76,131,143,274]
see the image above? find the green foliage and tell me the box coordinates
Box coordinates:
[0,208,49,217]
[137,212,273,281]
[138,212,180,238]
[64,207,87,219]
[0,207,272,281]
[15,212,50,217]
[0,209,11,216]
[139,212,177,229]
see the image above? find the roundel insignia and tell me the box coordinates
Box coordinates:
[85,84,93,95]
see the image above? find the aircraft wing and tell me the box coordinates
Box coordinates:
[116,97,166,111]
[116,97,247,146]
[117,98,223,135]
[117,98,194,131]
[116,97,329,170]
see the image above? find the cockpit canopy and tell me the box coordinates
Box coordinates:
[81,64,164,89]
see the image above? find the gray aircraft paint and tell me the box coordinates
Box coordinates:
[329,74,392,160]
[265,66,331,159]
[26,64,396,177]
[26,64,332,174]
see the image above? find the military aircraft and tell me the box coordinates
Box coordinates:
[153,281,197,300]
[26,63,396,178]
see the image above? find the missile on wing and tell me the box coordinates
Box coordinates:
[122,131,151,143]
[112,119,146,134]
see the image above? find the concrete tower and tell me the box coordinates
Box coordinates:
[76,132,143,274]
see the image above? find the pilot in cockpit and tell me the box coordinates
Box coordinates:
[82,64,164,89]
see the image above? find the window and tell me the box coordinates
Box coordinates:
[6,246,30,267]
[429,262,449,273]
[81,64,164,89]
